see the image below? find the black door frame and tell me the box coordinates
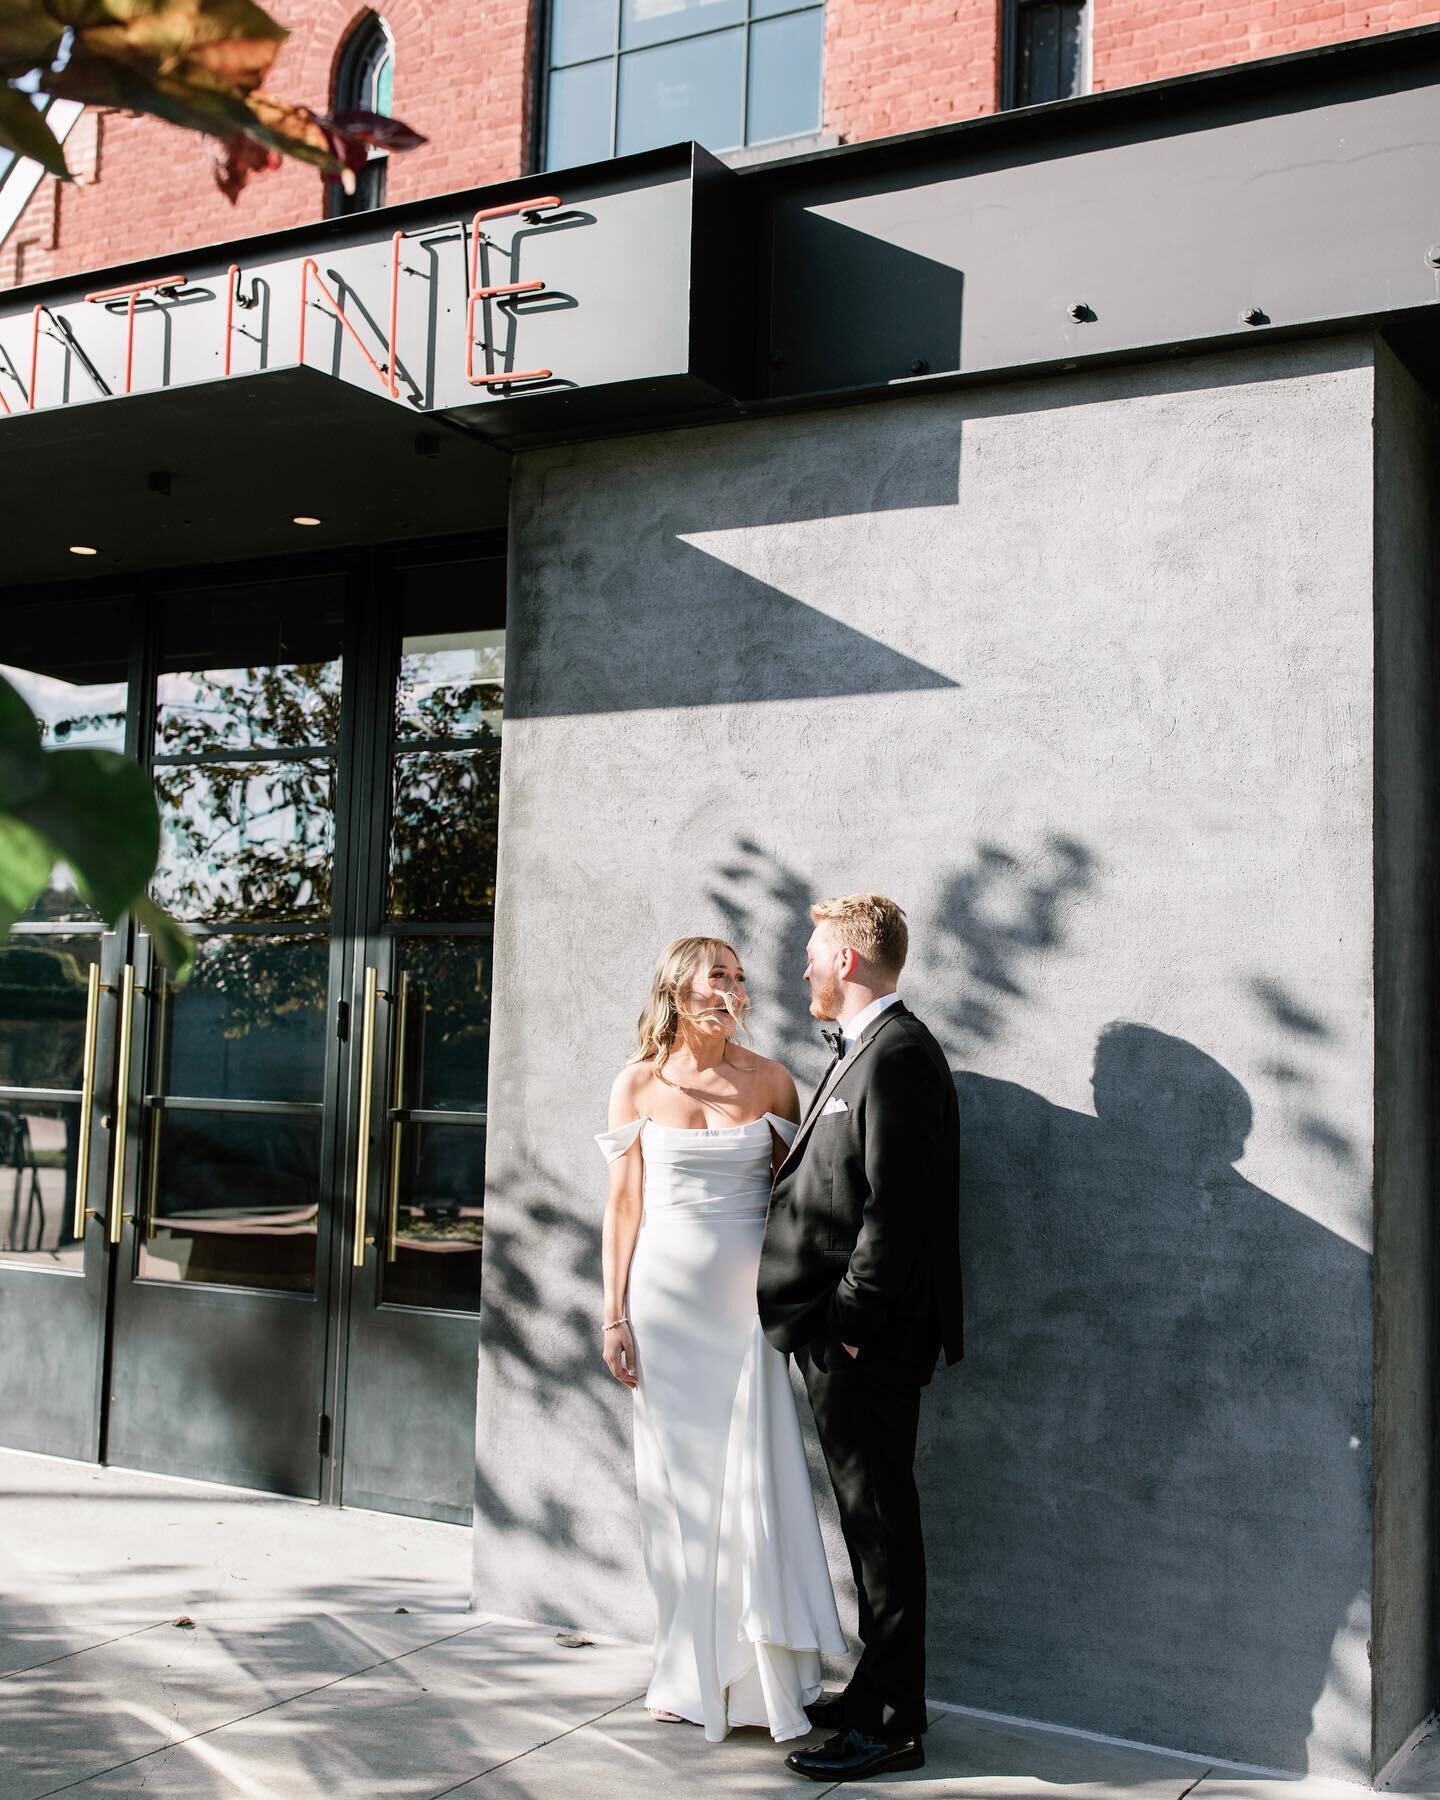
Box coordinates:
[0,531,504,1511]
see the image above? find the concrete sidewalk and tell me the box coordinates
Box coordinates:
[0,1450,1433,1799]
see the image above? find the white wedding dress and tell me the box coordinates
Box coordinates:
[595,1113,847,1741]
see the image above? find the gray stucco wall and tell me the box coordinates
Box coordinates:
[1371,341,1439,1773]
[475,337,1388,1780]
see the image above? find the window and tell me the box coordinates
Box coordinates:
[1002,0,1087,110]
[328,12,395,216]
[541,0,825,171]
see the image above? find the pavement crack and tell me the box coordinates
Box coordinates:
[0,1617,173,1681]
[30,1617,499,1799]
[426,1691,649,1797]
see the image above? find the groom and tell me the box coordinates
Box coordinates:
[758,893,963,1783]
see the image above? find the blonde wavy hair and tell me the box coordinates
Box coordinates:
[631,936,750,1083]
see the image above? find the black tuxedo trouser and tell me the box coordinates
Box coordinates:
[801,1348,927,1740]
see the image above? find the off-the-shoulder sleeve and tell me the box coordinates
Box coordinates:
[764,1112,799,1147]
[595,1117,645,1164]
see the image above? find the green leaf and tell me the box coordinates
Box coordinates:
[0,813,52,938]
[132,893,194,983]
[10,747,160,920]
[0,80,70,176]
[0,671,46,810]
[0,3,65,69]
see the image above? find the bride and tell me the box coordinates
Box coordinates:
[596,935,846,1742]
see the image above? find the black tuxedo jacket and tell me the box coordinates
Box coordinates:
[758,1001,963,1384]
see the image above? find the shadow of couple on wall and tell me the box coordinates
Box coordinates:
[937,1022,1369,1772]
[710,832,1369,1774]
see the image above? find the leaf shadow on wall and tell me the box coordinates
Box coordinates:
[711,836,1370,1774]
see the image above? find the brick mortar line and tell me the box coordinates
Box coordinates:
[30,1617,501,1799]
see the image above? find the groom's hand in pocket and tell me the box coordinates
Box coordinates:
[604,1322,639,1388]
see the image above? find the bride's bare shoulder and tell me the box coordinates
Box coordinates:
[735,1048,801,1117]
[608,1060,653,1122]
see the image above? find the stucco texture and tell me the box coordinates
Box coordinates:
[474,338,1386,1780]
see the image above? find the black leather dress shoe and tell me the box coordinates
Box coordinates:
[803,1692,849,1730]
[785,1727,925,1782]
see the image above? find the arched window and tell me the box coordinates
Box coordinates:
[329,12,395,216]
[541,0,825,172]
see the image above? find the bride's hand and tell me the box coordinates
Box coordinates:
[603,1322,638,1388]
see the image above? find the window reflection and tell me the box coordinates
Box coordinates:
[0,1100,84,1269]
[0,596,130,753]
[156,579,345,753]
[0,937,101,1092]
[151,936,330,1104]
[151,761,335,924]
[622,0,743,49]
[617,29,744,155]
[388,749,499,923]
[747,7,823,144]
[156,663,342,756]
[542,0,826,164]
[396,627,504,742]
[137,1110,319,1292]
[393,940,491,1114]
[382,1122,485,1312]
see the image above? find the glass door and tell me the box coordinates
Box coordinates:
[104,571,357,1497]
[336,548,504,1522]
[0,595,136,1461]
[0,543,506,1516]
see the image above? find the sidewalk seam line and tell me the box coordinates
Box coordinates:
[424,1691,649,1798]
[0,1618,172,1681]
[28,1618,499,1799]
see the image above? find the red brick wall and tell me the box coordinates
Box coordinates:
[1092,0,1440,89]
[3,0,1439,288]
[819,0,1440,143]
[0,0,533,288]
[823,0,1002,142]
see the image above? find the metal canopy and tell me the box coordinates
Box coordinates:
[0,366,508,588]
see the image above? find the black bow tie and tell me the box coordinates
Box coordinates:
[821,1025,845,1059]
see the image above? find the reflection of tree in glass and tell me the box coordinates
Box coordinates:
[160,936,329,1059]
[396,635,503,742]
[152,761,335,923]
[0,662,129,752]
[389,740,500,922]
[400,937,493,1111]
[49,709,128,745]
[391,644,502,922]
[156,661,342,756]
[0,943,88,1089]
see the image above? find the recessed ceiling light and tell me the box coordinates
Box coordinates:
[68,545,98,556]
[291,515,322,527]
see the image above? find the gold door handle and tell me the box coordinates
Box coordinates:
[353,966,390,1269]
[385,969,411,1263]
[140,974,170,1241]
[107,963,135,1246]
[71,963,104,1239]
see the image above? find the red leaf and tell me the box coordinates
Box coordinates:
[207,129,279,203]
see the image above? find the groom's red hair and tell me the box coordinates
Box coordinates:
[810,893,909,974]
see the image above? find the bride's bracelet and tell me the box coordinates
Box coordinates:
[603,1315,629,1331]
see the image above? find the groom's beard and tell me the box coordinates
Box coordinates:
[808,973,841,1021]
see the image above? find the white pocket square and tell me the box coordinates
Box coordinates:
[821,1096,849,1115]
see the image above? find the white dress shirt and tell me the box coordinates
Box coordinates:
[841,990,903,1055]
